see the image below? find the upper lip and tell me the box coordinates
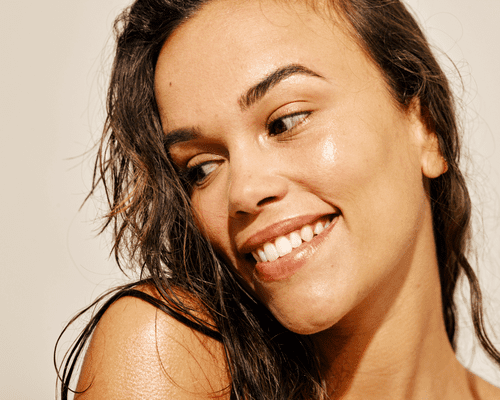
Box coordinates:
[237,212,337,254]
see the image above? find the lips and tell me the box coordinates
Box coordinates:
[239,213,339,281]
[251,215,334,263]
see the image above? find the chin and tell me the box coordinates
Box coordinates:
[278,313,339,335]
[267,296,345,335]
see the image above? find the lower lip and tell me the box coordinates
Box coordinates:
[253,215,339,282]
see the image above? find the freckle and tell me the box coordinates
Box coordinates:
[169,82,172,87]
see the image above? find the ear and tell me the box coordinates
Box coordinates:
[409,99,448,179]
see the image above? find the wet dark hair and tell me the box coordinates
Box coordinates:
[55,0,500,399]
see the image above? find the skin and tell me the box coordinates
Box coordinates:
[157,0,441,337]
[159,0,440,342]
[76,0,500,398]
[155,0,500,398]
[75,286,230,399]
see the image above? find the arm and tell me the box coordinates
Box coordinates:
[75,293,230,399]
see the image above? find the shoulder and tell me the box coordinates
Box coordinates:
[75,283,230,399]
[469,371,500,400]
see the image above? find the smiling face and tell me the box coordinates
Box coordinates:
[155,0,444,334]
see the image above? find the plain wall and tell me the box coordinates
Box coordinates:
[0,0,498,398]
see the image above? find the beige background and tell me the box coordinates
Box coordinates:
[0,0,499,398]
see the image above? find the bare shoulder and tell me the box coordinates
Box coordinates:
[76,284,230,399]
[469,372,500,400]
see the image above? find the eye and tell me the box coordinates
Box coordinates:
[184,160,219,187]
[267,111,310,136]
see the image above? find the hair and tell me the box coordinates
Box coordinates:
[55,0,500,399]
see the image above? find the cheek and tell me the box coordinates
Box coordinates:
[293,126,373,199]
[192,190,230,253]
[319,136,337,164]
[310,106,421,203]
[304,114,426,246]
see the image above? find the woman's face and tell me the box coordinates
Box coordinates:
[155,0,442,334]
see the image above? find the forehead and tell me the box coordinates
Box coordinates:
[154,0,380,128]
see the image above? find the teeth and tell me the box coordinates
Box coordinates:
[275,236,293,257]
[300,225,314,242]
[289,231,302,248]
[314,221,324,235]
[251,216,335,263]
[263,242,279,262]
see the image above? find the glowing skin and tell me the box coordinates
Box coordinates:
[154,1,500,399]
[156,0,441,334]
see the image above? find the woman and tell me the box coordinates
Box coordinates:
[56,0,500,398]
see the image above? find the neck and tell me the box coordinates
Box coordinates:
[311,216,472,400]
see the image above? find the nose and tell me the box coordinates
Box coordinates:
[228,150,288,218]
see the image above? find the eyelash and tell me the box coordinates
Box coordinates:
[181,111,311,187]
[267,111,311,137]
[181,160,219,188]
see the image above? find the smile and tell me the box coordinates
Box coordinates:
[251,215,335,263]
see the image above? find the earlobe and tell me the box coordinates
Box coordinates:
[408,99,448,179]
[422,152,448,178]
[421,135,448,179]
[441,155,448,174]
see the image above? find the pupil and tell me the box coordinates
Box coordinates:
[272,119,287,135]
[196,168,206,181]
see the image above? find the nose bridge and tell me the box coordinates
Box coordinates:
[228,142,288,217]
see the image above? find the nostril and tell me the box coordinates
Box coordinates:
[256,196,278,207]
[228,174,288,217]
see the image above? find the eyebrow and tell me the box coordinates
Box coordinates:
[163,64,324,149]
[238,63,324,110]
[163,127,201,151]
